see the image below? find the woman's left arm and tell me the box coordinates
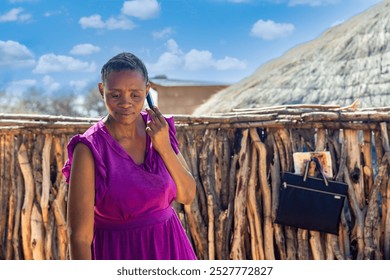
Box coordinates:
[145,107,196,205]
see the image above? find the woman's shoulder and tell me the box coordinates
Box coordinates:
[82,119,105,138]
[67,120,106,152]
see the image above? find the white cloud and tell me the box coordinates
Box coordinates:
[0,8,31,22]
[153,27,174,39]
[213,56,247,70]
[250,19,295,40]
[184,50,214,71]
[79,14,135,30]
[288,0,338,6]
[79,14,104,29]
[5,79,37,96]
[147,39,247,73]
[44,10,63,17]
[69,79,90,94]
[184,50,247,71]
[0,40,35,67]
[147,52,183,72]
[33,53,96,74]
[70,43,101,55]
[42,75,61,93]
[121,0,160,20]
[166,39,182,55]
[106,16,135,30]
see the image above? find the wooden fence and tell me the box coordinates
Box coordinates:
[1,104,390,260]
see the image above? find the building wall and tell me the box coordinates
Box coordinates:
[150,84,227,114]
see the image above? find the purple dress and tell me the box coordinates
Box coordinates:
[62,111,197,260]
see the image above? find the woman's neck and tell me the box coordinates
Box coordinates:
[103,114,144,140]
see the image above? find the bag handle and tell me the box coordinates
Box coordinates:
[303,157,329,186]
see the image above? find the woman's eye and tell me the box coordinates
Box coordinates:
[132,93,142,100]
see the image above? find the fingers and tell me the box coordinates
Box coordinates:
[145,120,155,134]
[146,106,166,124]
[145,125,153,135]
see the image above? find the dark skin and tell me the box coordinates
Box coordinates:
[66,70,196,259]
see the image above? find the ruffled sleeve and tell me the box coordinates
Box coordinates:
[62,133,107,205]
[165,115,180,154]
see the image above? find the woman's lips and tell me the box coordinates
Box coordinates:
[117,110,133,115]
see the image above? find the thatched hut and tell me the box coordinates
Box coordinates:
[2,1,390,261]
[194,0,390,115]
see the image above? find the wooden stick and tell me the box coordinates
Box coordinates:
[207,194,215,260]
[385,177,390,259]
[183,132,208,260]
[344,129,365,209]
[246,144,263,260]
[364,158,387,259]
[0,113,99,122]
[277,129,293,172]
[200,131,218,199]
[17,143,34,260]
[230,129,250,260]
[45,211,54,260]
[52,182,68,260]
[325,235,334,260]
[374,130,384,167]
[0,135,5,259]
[41,134,52,234]
[32,135,44,206]
[13,138,23,260]
[199,129,218,259]
[380,123,390,153]
[6,134,15,259]
[362,131,374,195]
[225,152,239,259]
[214,130,230,260]
[297,229,309,259]
[273,130,287,172]
[270,134,286,260]
[216,210,228,259]
[31,203,44,260]
[232,104,341,112]
[250,128,274,259]
[344,166,365,259]
[339,207,350,259]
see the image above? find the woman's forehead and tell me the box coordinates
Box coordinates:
[106,70,146,83]
[104,70,148,90]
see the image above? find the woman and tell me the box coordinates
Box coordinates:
[62,52,197,260]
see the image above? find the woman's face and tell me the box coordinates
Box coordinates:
[99,70,149,125]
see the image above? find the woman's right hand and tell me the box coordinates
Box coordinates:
[145,106,173,155]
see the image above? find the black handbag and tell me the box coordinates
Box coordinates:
[274,157,348,235]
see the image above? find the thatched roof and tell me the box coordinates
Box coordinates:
[193,0,390,115]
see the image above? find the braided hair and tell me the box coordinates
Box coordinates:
[101,52,149,84]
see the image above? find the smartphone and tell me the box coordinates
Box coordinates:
[146,91,154,109]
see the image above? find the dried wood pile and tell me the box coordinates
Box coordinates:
[1,103,390,260]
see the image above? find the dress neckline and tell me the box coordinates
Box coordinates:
[98,112,150,167]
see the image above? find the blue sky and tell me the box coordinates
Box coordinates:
[0,0,382,98]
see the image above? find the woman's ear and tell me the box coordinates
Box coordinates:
[98,83,104,97]
[146,83,151,94]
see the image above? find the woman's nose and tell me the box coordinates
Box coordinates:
[119,94,133,106]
